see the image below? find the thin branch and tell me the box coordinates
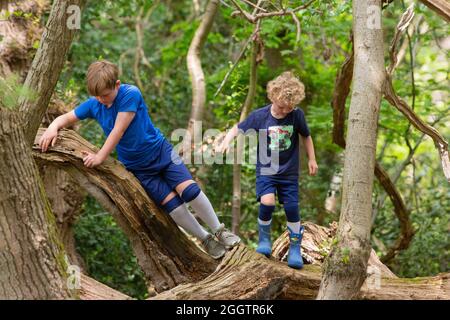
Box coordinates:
[388,3,415,75]
[384,76,450,182]
[230,0,317,23]
[291,11,301,46]
[214,27,259,97]
[241,0,267,12]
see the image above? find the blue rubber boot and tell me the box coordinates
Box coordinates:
[287,226,304,269]
[256,223,272,257]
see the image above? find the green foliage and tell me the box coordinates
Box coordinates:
[0,74,36,110]
[74,196,148,299]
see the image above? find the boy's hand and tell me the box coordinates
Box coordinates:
[308,159,318,176]
[39,126,58,152]
[218,141,231,154]
[82,151,105,168]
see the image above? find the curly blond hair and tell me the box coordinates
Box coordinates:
[267,71,305,106]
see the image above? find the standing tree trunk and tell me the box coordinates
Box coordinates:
[19,0,86,146]
[0,108,69,299]
[317,0,385,299]
[186,0,220,137]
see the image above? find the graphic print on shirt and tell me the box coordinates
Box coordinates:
[268,125,293,151]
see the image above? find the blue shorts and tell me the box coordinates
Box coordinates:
[256,175,298,204]
[130,139,193,205]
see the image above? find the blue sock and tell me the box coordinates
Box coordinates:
[162,196,184,214]
[259,203,275,222]
[284,202,300,223]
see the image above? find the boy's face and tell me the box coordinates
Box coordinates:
[271,99,295,118]
[95,80,121,107]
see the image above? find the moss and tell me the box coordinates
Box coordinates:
[37,173,80,299]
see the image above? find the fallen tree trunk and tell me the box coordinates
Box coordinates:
[33,128,217,293]
[79,274,132,300]
[153,244,449,300]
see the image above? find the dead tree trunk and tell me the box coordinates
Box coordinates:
[33,128,217,293]
[18,0,86,145]
[317,0,385,299]
[0,109,69,299]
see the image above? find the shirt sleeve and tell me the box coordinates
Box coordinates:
[74,98,95,120]
[295,108,310,137]
[237,110,259,133]
[118,86,141,113]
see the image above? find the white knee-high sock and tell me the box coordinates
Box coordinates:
[169,204,209,240]
[258,218,272,226]
[188,191,221,232]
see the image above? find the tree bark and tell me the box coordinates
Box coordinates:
[317,0,385,299]
[33,128,217,293]
[0,109,69,299]
[19,0,86,146]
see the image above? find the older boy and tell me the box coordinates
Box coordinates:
[220,72,318,269]
[39,60,240,259]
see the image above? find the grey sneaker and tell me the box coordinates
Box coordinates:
[214,223,241,249]
[202,234,226,259]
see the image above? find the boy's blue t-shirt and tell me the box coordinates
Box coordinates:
[237,105,310,178]
[74,84,164,170]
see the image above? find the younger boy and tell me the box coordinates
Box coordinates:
[220,72,318,269]
[39,60,240,259]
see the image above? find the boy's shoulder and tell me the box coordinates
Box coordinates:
[250,104,271,116]
[121,83,141,95]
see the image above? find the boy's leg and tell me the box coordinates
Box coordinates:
[162,142,240,248]
[175,180,240,248]
[175,179,221,232]
[256,177,277,256]
[161,192,208,241]
[133,172,226,259]
[278,181,304,269]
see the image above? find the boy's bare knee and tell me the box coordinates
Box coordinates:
[161,191,177,205]
[261,193,275,206]
[175,179,196,195]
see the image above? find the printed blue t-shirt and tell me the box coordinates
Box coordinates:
[74,84,164,170]
[237,104,310,178]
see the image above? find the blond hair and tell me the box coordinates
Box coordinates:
[86,60,119,96]
[267,71,305,106]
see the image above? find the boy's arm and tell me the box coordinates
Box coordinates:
[82,112,135,168]
[301,135,318,176]
[219,124,239,153]
[39,111,79,152]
